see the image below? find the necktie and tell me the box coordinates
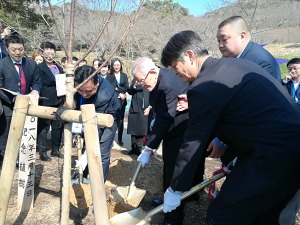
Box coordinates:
[15,63,26,94]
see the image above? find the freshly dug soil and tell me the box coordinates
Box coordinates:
[4,146,300,225]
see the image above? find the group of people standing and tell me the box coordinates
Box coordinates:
[1,14,300,225]
[133,16,300,225]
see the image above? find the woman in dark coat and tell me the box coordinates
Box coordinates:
[106,58,129,146]
[127,79,152,155]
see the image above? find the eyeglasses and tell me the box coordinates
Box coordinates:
[139,68,155,84]
[288,67,300,72]
[43,52,56,57]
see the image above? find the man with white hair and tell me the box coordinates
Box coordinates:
[133,57,205,225]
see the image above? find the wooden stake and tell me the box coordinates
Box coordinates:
[27,105,113,127]
[0,95,30,225]
[81,104,109,225]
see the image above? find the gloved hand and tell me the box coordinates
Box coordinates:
[75,151,88,171]
[150,119,155,131]
[137,147,152,167]
[163,187,182,213]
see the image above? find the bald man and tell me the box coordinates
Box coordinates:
[217,16,281,82]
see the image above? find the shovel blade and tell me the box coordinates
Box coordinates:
[109,207,148,225]
[116,186,146,207]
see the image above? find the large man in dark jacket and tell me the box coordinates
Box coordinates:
[0,34,41,166]
[161,30,300,225]
[132,57,205,225]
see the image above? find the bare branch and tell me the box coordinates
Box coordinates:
[78,0,118,62]
[47,0,68,54]
[67,0,76,62]
[75,0,145,91]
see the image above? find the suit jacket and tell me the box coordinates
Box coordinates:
[127,79,150,135]
[0,56,41,116]
[75,76,120,142]
[0,40,8,59]
[240,41,281,82]
[106,72,129,118]
[38,61,64,106]
[282,80,300,105]
[146,68,189,149]
[171,57,300,204]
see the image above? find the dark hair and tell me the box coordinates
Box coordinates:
[61,56,67,64]
[287,58,300,67]
[40,41,56,51]
[4,34,24,48]
[161,30,205,67]
[74,65,98,85]
[110,58,123,73]
[72,56,79,61]
[99,59,110,69]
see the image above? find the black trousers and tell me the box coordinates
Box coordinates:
[131,135,144,152]
[0,113,11,157]
[162,135,205,225]
[37,118,63,155]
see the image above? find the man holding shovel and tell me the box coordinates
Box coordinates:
[132,57,205,225]
[160,30,300,225]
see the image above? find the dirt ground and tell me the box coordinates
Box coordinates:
[3,134,300,225]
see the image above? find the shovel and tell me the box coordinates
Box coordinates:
[70,135,92,209]
[115,161,146,207]
[110,162,232,225]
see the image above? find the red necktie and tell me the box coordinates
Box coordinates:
[15,63,26,94]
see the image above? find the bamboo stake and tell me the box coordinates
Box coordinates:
[0,95,30,225]
[81,104,109,225]
[27,105,113,127]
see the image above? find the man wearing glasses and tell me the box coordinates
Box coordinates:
[283,58,300,106]
[132,57,205,225]
[0,34,41,167]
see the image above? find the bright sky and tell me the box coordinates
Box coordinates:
[173,0,235,16]
[50,0,235,17]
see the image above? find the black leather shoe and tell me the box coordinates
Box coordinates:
[152,199,163,206]
[51,151,64,158]
[40,153,52,161]
[118,141,124,146]
[128,149,141,156]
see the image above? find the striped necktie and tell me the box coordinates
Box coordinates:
[15,63,26,94]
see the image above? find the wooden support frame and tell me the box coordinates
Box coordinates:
[0,95,30,225]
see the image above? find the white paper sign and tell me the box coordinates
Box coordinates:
[18,95,38,212]
[72,122,83,134]
[55,73,66,96]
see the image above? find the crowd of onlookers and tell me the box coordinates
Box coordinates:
[0,26,152,171]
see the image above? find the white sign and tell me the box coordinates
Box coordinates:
[55,73,66,96]
[17,95,38,212]
[72,122,83,134]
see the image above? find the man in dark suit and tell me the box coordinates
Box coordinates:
[0,34,41,166]
[37,41,65,161]
[161,30,300,225]
[217,16,281,82]
[211,15,282,161]
[282,58,300,106]
[132,57,205,225]
[73,65,120,181]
